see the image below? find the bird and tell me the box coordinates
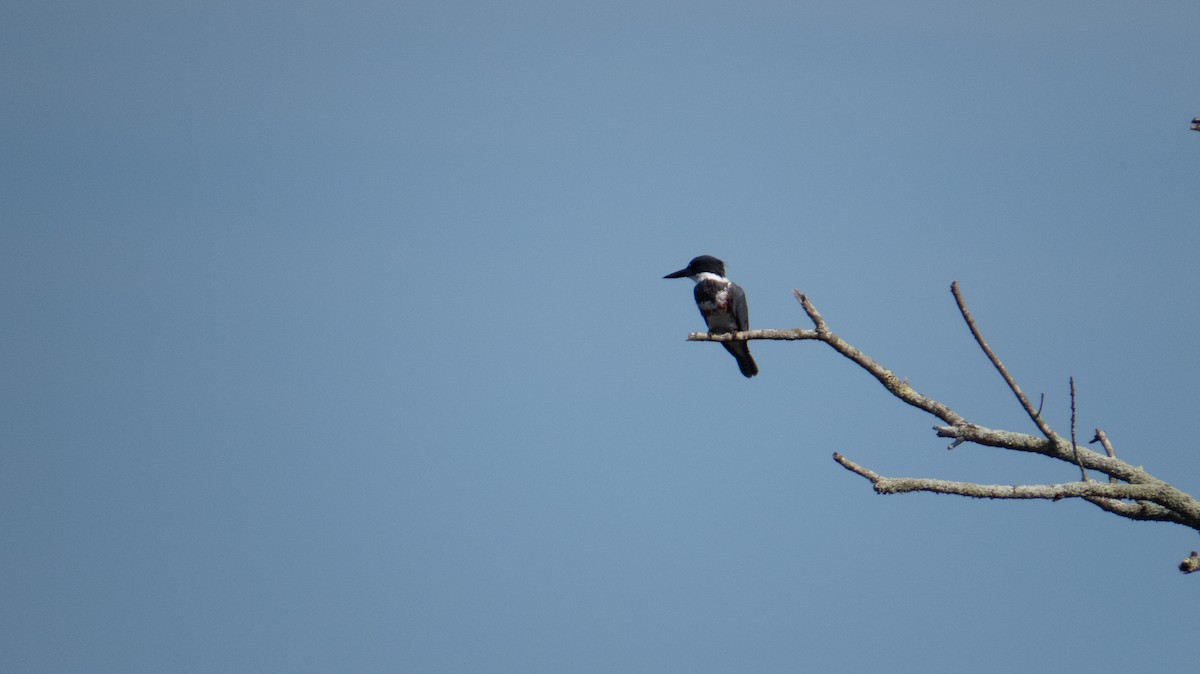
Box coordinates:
[663,255,758,378]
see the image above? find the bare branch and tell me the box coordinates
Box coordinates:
[932,424,1153,484]
[833,452,1200,529]
[687,292,969,427]
[951,281,1059,441]
[838,452,1149,501]
[680,282,1200,567]
[1181,552,1200,574]
[1083,496,1192,526]
[686,328,819,342]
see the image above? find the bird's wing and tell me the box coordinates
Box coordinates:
[729,283,750,332]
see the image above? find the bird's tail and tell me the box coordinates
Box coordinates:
[723,341,758,378]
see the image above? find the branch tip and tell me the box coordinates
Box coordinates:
[832,452,879,483]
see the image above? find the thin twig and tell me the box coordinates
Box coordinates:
[951,281,1058,441]
[1070,377,1086,480]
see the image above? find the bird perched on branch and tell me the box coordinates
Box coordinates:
[664,255,758,378]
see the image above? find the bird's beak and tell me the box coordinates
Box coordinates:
[663,267,691,279]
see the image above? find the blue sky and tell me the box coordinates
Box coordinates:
[3,1,1199,671]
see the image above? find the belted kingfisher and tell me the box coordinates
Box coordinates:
[664,255,758,378]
